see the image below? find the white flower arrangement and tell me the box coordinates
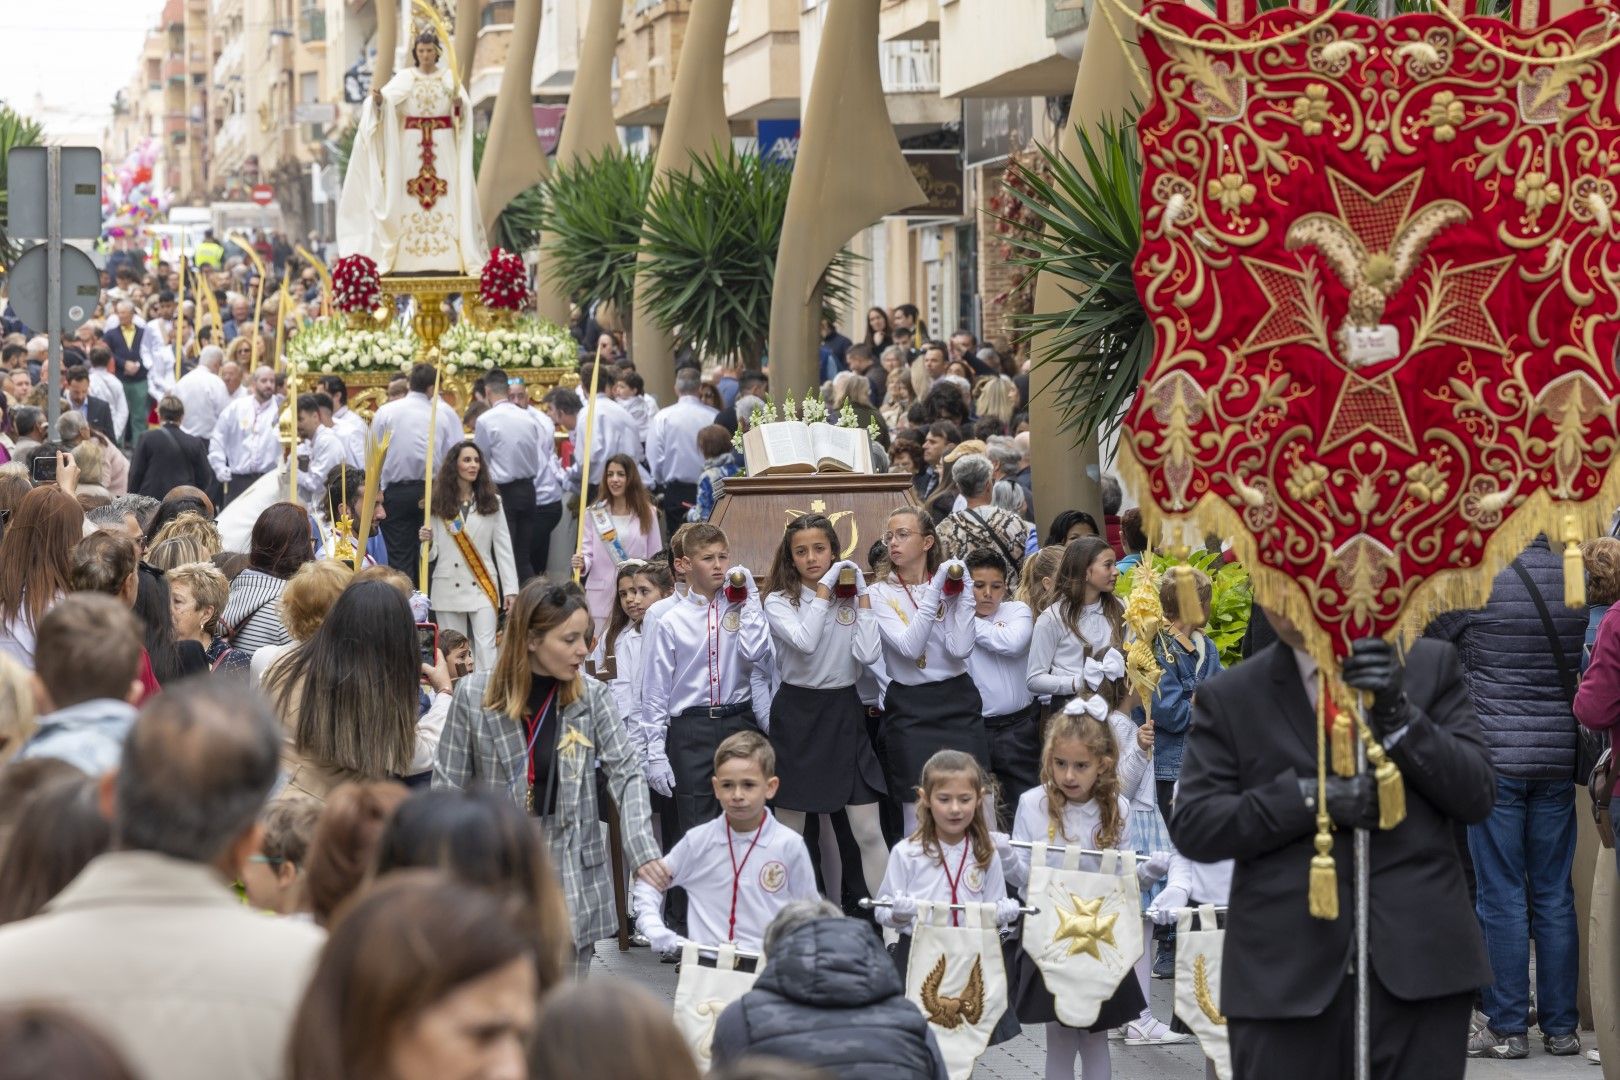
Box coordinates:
[438,317,576,376]
[731,390,864,452]
[284,319,419,377]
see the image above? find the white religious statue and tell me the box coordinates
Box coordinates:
[337,28,488,275]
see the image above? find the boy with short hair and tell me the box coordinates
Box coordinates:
[964,548,1039,829]
[243,798,322,916]
[641,523,773,834]
[15,594,144,776]
[633,730,817,953]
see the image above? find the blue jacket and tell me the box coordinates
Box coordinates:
[1134,630,1222,781]
[712,917,948,1080]
[15,699,138,776]
[1425,537,1583,781]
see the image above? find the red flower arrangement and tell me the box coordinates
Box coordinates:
[479,248,528,312]
[331,254,382,314]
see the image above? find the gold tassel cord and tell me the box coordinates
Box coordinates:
[1564,512,1586,609]
[1310,670,1339,921]
[1331,708,1356,779]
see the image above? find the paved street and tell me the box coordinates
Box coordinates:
[593,941,1598,1079]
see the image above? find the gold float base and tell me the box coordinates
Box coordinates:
[380,273,483,361]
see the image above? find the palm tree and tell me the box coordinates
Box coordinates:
[535,150,654,320]
[0,104,46,267]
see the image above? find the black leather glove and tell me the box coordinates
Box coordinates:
[1297,773,1380,831]
[1340,637,1406,739]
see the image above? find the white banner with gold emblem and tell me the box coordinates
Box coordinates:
[904,900,1008,1080]
[1174,904,1232,1080]
[672,942,759,1072]
[1021,842,1143,1028]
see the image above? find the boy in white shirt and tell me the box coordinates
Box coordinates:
[964,549,1040,830]
[634,731,818,955]
[641,523,774,835]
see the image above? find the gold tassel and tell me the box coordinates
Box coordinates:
[1174,563,1201,627]
[1310,671,1339,920]
[1564,513,1585,609]
[1331,709,1356,778]
[1374,753,1406,830]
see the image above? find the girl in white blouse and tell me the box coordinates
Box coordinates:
[867,507,985,836]
[591,559,674,745]
[1026,536,1126,717]
[761,514,889,898]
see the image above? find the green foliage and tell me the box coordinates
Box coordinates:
[636,149,852,368]
[1117,549,1253,667]
[536,150,655,319]
[0,105,45,267]
[997,116,1149,452]
[470,130,543,255]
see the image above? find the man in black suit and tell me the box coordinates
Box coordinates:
[1170,613,1495,1080]
[102,299,149,444]
[65,366,117,444]
[128,395,214,501]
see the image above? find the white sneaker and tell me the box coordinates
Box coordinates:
[1587,1047,1601,1065]
[1124,1017,1191,1045]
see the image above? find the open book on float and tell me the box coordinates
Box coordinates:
[741,421,874,475]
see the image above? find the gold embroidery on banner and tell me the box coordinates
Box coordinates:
[1193,954,1229,1026]
[1052,892,1120,961]
[920,955,985,1029]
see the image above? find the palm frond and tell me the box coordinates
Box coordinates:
[635,149,853,368]
[536,149,655,318]
[0,105,46,267]
[998,115,1149,451]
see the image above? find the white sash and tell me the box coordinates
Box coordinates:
[904,900,1008,1080]
[1021,842,1143,1028]
[589,501,632,565]
[671,941,758,1072]
[1174,904,1232,1080]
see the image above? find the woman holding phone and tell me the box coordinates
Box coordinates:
[419,440,519,672]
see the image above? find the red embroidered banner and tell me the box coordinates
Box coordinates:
[1122,2,1620,659]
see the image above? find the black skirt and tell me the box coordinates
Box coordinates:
[769,682,887,813]
[879,672,989,803]
[1010,938,1146,1030]
[891,930,1022,1046]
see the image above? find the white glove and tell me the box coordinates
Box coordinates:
[994,897,1024,926]
[818,562,844,590]
[645,757,676,798]
[1140,851,1171,883]
[930,559,967,591]
[992,830,1015,865]
[886,894,918,924]
[1148,884,1188,926]
[648,927,683,955]
[728,565,759,600]
[854,563,871,597]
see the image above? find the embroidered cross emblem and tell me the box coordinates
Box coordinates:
[403,115,453,211]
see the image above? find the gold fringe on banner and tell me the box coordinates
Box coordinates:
[1564,513,1586,609]
[1114,438,1619,678]
[1309,671,1339,921]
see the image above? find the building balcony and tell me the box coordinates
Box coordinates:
[615,0,692,126]
[165,55,189,82]
[939,0,1075,98]
[534,0,582,93]
[722,0,799,121]
[880,0,939,42]
[880,39,956,127]
[164,0,184,28]
[1047,0,1087,58]
[165,111,188,135]
[468,23,512,111]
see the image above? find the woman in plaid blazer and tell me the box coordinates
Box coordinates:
[433,578,664,970]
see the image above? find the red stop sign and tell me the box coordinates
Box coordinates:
[250,184,274,206]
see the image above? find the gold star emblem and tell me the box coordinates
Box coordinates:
[1053,892,1119,961]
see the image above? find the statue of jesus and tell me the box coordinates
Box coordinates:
[337,28,488,276]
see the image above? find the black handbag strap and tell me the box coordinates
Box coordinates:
[1512,558,1577,707]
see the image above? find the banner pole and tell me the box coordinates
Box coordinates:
[418,359,444,592]
[572,361,603,583]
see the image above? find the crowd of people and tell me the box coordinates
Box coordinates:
[0,255,1612,1080]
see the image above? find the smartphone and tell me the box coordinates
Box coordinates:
[29,454,56,484]
[415,622,439,666]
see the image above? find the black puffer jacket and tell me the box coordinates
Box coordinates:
[1425,537,1584,781]
[711,918,948,1080]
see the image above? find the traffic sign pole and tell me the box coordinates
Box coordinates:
[46,147,60,440]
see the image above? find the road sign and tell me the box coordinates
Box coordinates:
[7,146,102,241]
[9,244,100,333]
[251,184,275,206]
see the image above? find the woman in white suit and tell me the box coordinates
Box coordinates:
[419,440,518,670]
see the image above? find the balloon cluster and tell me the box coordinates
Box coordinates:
[478,248,528,312]
[332,254,383,314]
[101,138,173,241]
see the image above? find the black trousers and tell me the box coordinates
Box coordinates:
[984,703,1042,832]
[220,470,267,508]
[531,500,563,579]
[667,705,756,836]
[497,478,538,584]
[381,480,426,576]
[1229,972,1472,1080]
[661,480,697,534]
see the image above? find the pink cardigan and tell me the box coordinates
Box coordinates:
[578,502,662,631]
